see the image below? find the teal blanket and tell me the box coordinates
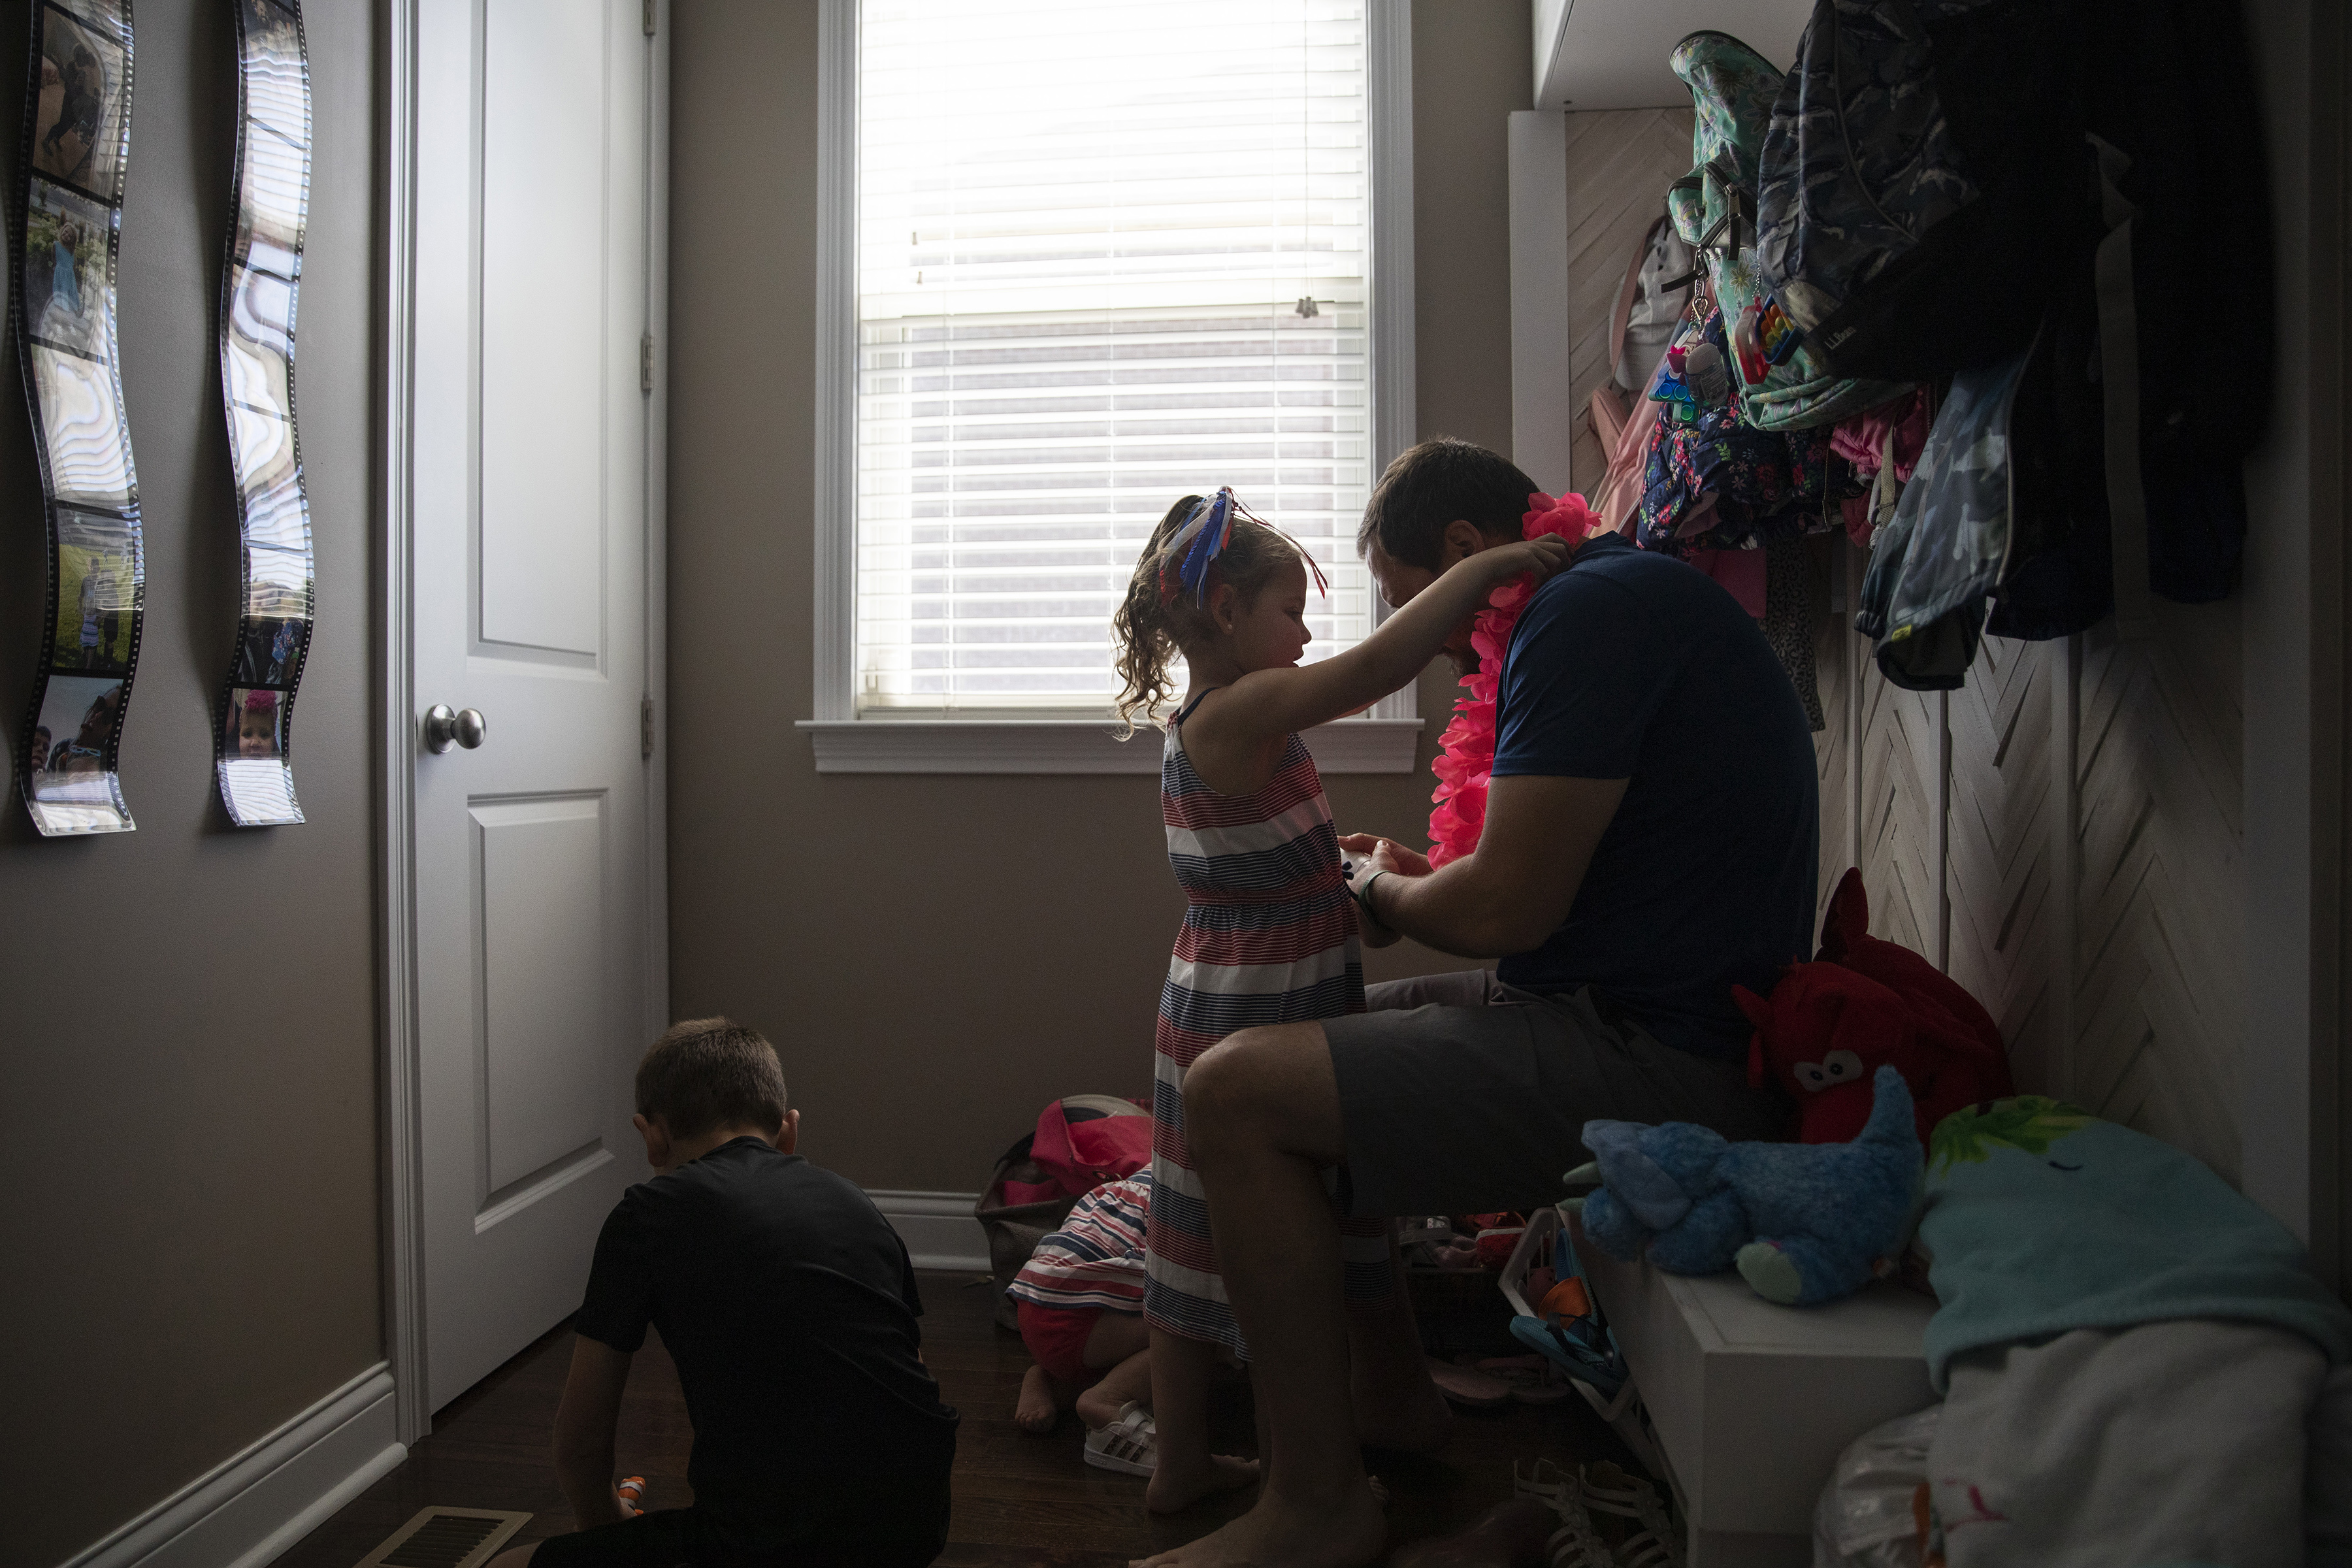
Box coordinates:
[1918,1098,2352,1392]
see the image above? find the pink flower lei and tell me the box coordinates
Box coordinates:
[1427,491,1605,867]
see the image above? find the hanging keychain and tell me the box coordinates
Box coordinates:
[1756,291,1803,366]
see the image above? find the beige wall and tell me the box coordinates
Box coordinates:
[667,0,1533,1192]
[1561,108,1693,495]
[0,2,382,1561]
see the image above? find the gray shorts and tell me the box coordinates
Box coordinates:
[1326,970,1788,1218]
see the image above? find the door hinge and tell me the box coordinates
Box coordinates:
[640,333,655,395]
[640,696,655,759]
[642,0,655,37]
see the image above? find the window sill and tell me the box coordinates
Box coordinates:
[798,717,1425,775]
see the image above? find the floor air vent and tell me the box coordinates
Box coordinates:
[355,1508,532,1568]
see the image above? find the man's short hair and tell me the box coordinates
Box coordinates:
[1356,437,1541,570]
[636,1017,789,1140]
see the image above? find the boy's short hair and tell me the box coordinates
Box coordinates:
[1356,437,1541,570]
[636,1017,789,1140]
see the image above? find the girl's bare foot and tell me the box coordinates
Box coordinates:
[1074,1381,1123,1430]
[1015,1363,1059,1434]
[1134,1480,1387,1567]
[1144,1451,1262,1514]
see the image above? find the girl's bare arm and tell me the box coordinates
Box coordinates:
[1205,534,1574,751]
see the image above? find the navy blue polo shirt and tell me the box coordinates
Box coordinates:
[1490,532,1818,1056]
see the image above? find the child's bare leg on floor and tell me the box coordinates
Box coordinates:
[1015,1362,1081,1434]
[1073,1309,1152,1428]
[1075,1347,1153,1428]
[1019,1308,1148,1434]
[1145,1326,1262,1513]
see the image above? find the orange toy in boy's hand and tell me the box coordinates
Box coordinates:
[615,1477,646,1518]
[1736,868,2014,1147]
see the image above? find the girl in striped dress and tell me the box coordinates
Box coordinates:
[1109,489,1571,1512]
[1007,1172,1155,1441]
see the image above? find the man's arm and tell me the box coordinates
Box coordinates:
[553,1335,635,1530]
[1356,774,1627,957]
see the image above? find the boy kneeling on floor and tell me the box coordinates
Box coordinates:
[491,1018,959,1568]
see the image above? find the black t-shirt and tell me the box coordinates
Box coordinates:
[574,1138,959,1549]
[1490,532,1819,1057]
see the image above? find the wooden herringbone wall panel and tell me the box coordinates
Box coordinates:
[1817,573,2245,1175]
[1812,542,1856,937]
[1855,652,1943,964]
[2068,604,2244,1182]
[1945,636,2059,1094]
[1562,108,1693,495]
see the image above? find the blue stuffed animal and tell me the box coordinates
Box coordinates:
[1580,1065,1923,1305]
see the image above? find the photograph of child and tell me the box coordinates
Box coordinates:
[224,686,286,760]
[29,674,122,802]
[220,677,301,820]
[51,508,136,673]
[31,3,128,198]
[32,342,131,507]
[234,616,306,689]
[25,180,112,360]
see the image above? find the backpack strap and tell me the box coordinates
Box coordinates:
[1607,217,1661,386]
[2088,132,2154,641]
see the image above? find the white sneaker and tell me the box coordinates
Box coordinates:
[1580,1461,1682,1568]
[1082,1400,1156,1477]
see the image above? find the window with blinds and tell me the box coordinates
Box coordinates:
[854,0,1375,715]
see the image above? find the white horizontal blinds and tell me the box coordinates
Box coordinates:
[856,0,1373,713]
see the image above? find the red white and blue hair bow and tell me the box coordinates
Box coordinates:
[1159,487,1330,605]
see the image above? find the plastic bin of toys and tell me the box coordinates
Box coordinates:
[1495,1204,1672,1482]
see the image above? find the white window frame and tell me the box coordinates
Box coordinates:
[800,0,1420,774]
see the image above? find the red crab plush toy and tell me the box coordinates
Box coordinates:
[1735,869,2014,1146]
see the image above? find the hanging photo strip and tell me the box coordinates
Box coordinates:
[14,0,139,836]
[213,0,312,825]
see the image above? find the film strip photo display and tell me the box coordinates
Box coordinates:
[214,0,312,826]
[15,0,138,836]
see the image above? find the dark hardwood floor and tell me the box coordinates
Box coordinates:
[276,1273,1634,1567]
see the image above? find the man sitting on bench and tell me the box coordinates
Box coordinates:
[1139,438,1814,1568]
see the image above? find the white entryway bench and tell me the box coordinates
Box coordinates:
[1575,1218,1938,1567]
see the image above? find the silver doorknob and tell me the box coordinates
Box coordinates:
[423,704,487,754]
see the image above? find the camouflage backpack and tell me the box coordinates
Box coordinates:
[1753,0,2078,384]
[1665,31,1907,434]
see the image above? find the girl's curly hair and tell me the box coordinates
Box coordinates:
[1111,494,1306,737]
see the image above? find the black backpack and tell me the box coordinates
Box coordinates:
[1755,0,2082,385]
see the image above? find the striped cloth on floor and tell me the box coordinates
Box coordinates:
[1147,704,1393,1359]
[1005,1173,1151,1314]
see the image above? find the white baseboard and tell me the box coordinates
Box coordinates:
[61,1364,405,1568]
[869,1188,990,1272]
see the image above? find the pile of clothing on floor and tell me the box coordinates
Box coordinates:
[1813,1096,2352,1567]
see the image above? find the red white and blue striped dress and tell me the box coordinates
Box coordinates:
[1145,691,1393,1356]
[1007,1173,1151,1315]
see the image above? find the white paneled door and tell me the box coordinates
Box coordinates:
[407,0,662,1414]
